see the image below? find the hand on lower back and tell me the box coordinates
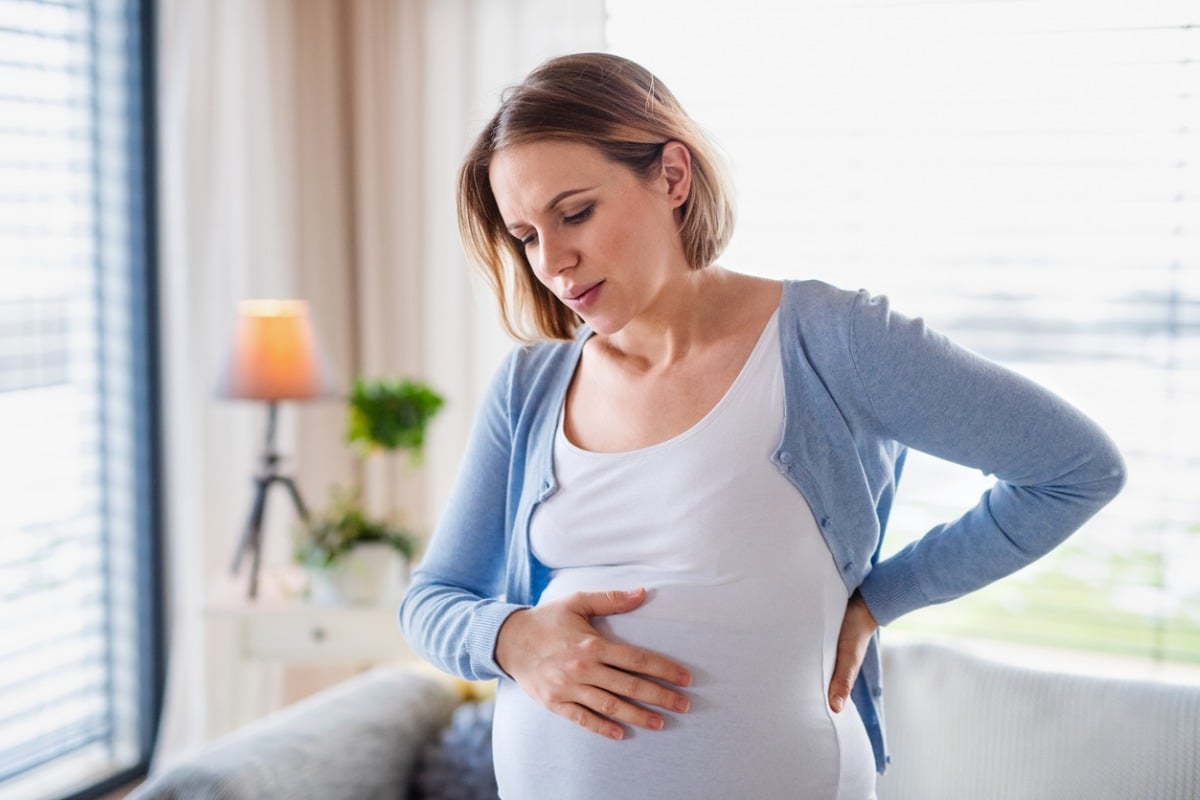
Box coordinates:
[828,591,880,713]
[494,588,692,740]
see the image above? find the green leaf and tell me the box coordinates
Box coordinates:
[346,377,445,463]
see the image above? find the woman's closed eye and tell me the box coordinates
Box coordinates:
[563,205,593,225]
[517,205,594,248]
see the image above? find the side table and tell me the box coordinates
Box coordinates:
[204,574,415,738]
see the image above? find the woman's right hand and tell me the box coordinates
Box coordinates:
[494,588,692,740]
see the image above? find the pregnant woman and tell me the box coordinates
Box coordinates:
[399,52,1125,799]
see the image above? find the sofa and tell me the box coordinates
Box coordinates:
[132,641,1200,799]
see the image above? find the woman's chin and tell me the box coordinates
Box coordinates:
[574,310,626,336]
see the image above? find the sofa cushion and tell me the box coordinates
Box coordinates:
[877,642,1200,800]
[133,667,461,800]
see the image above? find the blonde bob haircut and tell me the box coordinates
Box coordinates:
[457,52,736,342]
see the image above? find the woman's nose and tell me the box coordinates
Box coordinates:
[536,234,576,277]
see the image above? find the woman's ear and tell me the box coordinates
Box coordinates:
[660,141,692,210]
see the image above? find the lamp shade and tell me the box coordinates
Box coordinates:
[216,299,339,400]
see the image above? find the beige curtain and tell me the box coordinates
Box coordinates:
[152,0,604,770]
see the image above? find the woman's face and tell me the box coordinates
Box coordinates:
[488,139,691,336]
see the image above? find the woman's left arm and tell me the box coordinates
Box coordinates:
[828,290,1126,711]
[851,290,1126,624]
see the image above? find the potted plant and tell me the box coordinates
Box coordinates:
[346,377,444,464]
[296,377,444,606]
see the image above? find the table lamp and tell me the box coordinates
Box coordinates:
[216,299,338,598]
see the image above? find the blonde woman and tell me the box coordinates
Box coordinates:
[400,52,1124,799]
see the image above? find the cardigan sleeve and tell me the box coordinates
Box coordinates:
[850,290,1127,626]
[398,350,529,681]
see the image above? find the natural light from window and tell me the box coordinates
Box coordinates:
[607,0,1199,678]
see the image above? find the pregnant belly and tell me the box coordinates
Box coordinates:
[491,576,876,800]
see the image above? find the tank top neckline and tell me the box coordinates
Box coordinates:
[557,308,781,459]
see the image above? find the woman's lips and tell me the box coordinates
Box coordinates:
[564,281,603,312]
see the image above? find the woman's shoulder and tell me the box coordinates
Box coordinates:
[490,330,588,404]
[510,328,588,371]
[781,278,866,312]
[777,278,871,340]
[775,279,927,382]
[706,269,858,324]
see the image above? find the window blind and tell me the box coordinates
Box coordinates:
[0,0,158,796]
[608,0,1199,670]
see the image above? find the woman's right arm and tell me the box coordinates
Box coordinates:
[398,351,525,682]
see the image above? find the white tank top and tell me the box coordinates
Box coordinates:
[492,310,877,799]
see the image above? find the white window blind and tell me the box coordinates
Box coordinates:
[0,0,158,797]
[608,1,1198,671]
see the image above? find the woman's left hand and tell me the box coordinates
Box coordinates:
[828,591,879,713]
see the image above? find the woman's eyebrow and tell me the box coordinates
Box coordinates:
[544,186,596,211]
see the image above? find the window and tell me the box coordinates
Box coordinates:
[608,1,1198,674]
[0,1,161,797]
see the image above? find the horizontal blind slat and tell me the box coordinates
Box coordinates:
[0,0,150,790]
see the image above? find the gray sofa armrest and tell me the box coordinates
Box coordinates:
[133,665,461,800]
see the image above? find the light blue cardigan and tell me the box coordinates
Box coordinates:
[399,279,1126,773]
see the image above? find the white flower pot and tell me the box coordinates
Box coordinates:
[306,542,409,607]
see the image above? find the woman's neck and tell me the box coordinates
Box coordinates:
[601,266,733,371]
[600,267,783,373]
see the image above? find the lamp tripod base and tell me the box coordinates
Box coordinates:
[230,402,310,599]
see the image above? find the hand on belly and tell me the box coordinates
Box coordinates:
[493,587,693,740]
